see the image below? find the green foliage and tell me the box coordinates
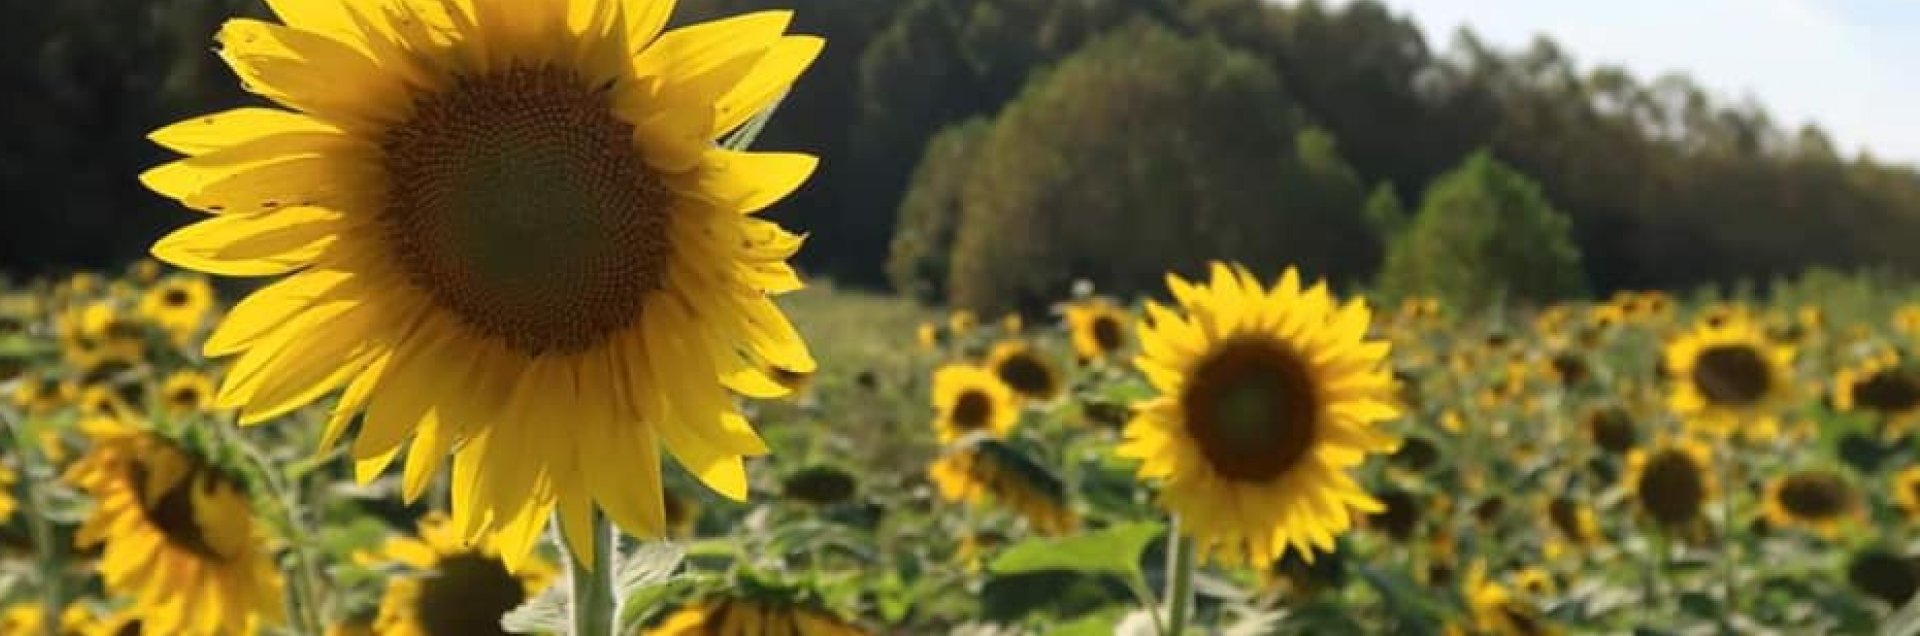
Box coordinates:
[886,119,991,303]
[1364,182,1411,239]
[989,521,1163,579]
[943,22,1377,313]
[1378,150,1588,307]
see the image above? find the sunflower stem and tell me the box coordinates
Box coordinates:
[0,406,63,636]
[565,508,616,636]
[1162,516,1195,636]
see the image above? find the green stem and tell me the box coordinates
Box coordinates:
[1163,516,1194,636]
[0,406,64,636]
[564,508,616,636]
[1122,573,1166,636]
[219,418,324,634]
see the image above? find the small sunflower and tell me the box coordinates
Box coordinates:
[56,302,145,374]
[985,340,1063,403]
[1512,567,1556,597]
[10,374,73,415]
[1582,406,1636,455]
[1664,314,1795,435]
[161,371,217,416]
[1834,356,1920,436]
[1848,548,1920,606]
[1462,561,1557,636]
[76,384,135,420]
[142,0,826,569]
[365,513,554,636]
[930,364,1017,444]
[781,464,858,507]
[64,420,284,634]
[1762,469,1862,537]
[1544,497,1602,550]
[1892,467,1920,520]
[1117,264,1399,565]
[928,437,1078,536]
[1623,437,1717,529]
[646,595,868,636]
[1366,488,1421,542]
[948,310,979,336]
[137,275,215,343]
[1064,298,1129,363]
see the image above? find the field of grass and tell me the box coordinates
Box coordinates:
[4,265,1920,634]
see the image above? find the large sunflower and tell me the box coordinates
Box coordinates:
[64,420,283,634]
[1762,469,1862,537]
[985,340,1063,402]
[1622,437,1716,530]
[1064,298,1129,363]
[365,513,555,636]
[141,0,823,568]
[1116,264,1399,565]
[929,364,1017,444]
[1664,314,1795,436]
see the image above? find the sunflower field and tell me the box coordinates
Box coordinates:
[5,1,1920,636]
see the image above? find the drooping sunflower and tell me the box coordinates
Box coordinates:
[137,275,215,344]
[1117,264,1400,565]
[646,594,868,636]
[1623,437,1716,530]
[948,310,979,337]
[927,437,1078,536]
[76,384,135,420]
[929,364,1017,444]
[141,0,824,568]
[1762,469,1862,537]
[365,513,555,636]
[1848,548,1920,607]
[1543,496,1602,551]
[1461,561,1558,636]
[985,340,1063,402]
[1664,314,1795,436]
[1834,355,1920,436]
[1064,298,1129,363]
[64,420,284,634]
[161,370,217,416]
[1893,467,1920,520]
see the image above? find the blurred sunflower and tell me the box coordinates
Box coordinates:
[1833,355,1920,436]
[1623,438,1716,529]
[1892,467,1920,520]
[10,374,73,415]
[137,275,214,344]
[1544,497,1602,550]
[76,384,135,420]
[985,340,1062,402]
[1848,548,1920,607]
[141,0,825,568]
[1513,567,1556,597]
[365,513,554,636]
[1762,469,1862,536]
[1117,264,1399,564]
[928,437,1078,536]
[999,313,1023,334]
[64,420,283,634]
[56,302,145,374]
[1664,314,1794,436]
[1462,561,1557,636]
[781,464,858,507]
[0,602,94,636]
[647,594,868,636]
[161,370,217,416]
[930,364,1017,443]
[949,310,979,336]
[1064,298,1129,363]
[1581,406,1636,455]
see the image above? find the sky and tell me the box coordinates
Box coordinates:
[1371,0,1920,165]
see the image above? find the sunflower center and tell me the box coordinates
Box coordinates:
[1691,345,1771,407]
[996,352,1055,397]
[162,289,190,307]
[1638,450,1705,525]
[1091,316,1123,352]
[381,66,671,355]
[128,462,236,562]
[167,386,202,410]
[1180,336,1318,482]
[1857,370,1920,413]
[1850,550,1920,606]
[951,390,994,432]
[415,553,525,636]
[1777,473,1851,519]
[1585,407,1636,454]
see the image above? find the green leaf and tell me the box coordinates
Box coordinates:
[989,521,1163,579]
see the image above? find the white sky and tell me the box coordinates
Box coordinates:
[1370,0,1920,165]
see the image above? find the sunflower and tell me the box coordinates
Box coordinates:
[1543,497,1601,550]
[781,464,857,507]
[1848,548,1920,607]
[985,340,1063,402]
[1117,264,1399,565]
[1664,314,1794,436]
[141,0,824,568]
[161,370,217,416]
[1064,298,1129,363]
[646,596,868,636]
[56,302,145,374]
[0,602,95,636]
[76,384,135,420]
[10,373,73,415]
[365,513,555,636]
[948,310,979,336]
[1834,356,1920,436]
[1762,469,1862,536]
[1462,561,1557,636]
[1581,406,1636,455]
[1623,437,1716,529]
[1366,488,1421,542]
[64,420,283,634]
[928,438,1078,536]
[929,364,1017,444]
[138,275,215,344]
[1512,567,1556,597]
[1893,467,1920,520]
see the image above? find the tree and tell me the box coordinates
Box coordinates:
[1377,151,1587,307]
[886,119,991,303]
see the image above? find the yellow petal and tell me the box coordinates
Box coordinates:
[676,150,817,214]
[712,36,823,136]
[150,108,343,156]
[217,19,408,127]
[151,207,350,277]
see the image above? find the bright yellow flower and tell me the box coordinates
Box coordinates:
[1762,469,1862,537]
[1623,437,1717,529]
[1833,355,1920,437]
[138,275,215,344]
[1117,264,1399,564]
[984,340,1063,403]
[161,370,218,416]
[1664,314,1794,436]
[0,602,95,636]
[928,439,1078,536]
[1064,297,1129,363]
[140,0,824,569]
[929,364,1017,444]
